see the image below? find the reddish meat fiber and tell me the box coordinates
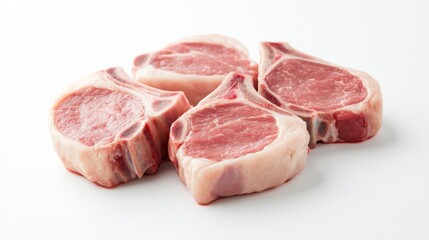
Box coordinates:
[54,87,145,147]
[168,72,309,205]
[259,42,383,147]
[183,103,278,161]
[265,59,368,112]
[151,43,253,76]
[50,67,191,188]
[133,35,258,105]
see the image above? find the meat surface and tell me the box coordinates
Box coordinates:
[258,42,383,148]
[133,34,258,105]
[169,72,309,205]
[50,67,190,187]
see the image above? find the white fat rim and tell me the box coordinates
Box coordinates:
[175,34,249,56]
[174,98,308,194]
[260,51,380,116]
[135,64,226,82]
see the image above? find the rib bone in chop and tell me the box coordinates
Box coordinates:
[133,34,258,105]
[50,67,190,187]
[258,42,383,148]
[169,72,309,204]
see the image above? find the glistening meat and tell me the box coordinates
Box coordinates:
[169,72,309,205]
[133,34,258,105]
[258,42,383,148]
[50,67,190,187]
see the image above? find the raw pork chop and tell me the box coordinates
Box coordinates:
[169,72,309,205]
[50,67,190,187]
[258,42,383,148]
[133,34,258,105]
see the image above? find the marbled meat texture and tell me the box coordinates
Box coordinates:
[133,34,258,105]
[50,67,191,187]
[169,72,309,205]
[258,42,383,148]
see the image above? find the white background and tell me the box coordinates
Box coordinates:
[1,0,428,239]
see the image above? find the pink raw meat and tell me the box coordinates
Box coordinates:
[133,34,258,105]
[169,72,309,205]
[50,67,190,187]
[258,42,383,148]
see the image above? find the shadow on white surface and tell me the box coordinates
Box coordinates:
[56,118,396,207]
[56,158,183,192]
[205,161,324,208]
[204,119,396,207]
[117,160,180,188]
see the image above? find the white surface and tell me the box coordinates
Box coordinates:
[0,0,428,239]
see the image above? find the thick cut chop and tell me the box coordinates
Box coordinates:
[169,72,309,205]
[133,34,258,105]
[259,42,383,148]
[50,67,190,187]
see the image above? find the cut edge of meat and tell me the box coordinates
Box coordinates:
[50,117,157,187]
[177,34,249,56]
[103,67,187,99]
[50,67,191,188]
[258,42,383,148]
[132,35,258,105]
[177,121,308,205]
[133,60,258,85]
[168,72,309,204]
[133,69,229,106]
[133,34,257,78]
[53,86,146,147]
[258,41,334,81]
[181,102,279,162]
[258,41,315,74]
